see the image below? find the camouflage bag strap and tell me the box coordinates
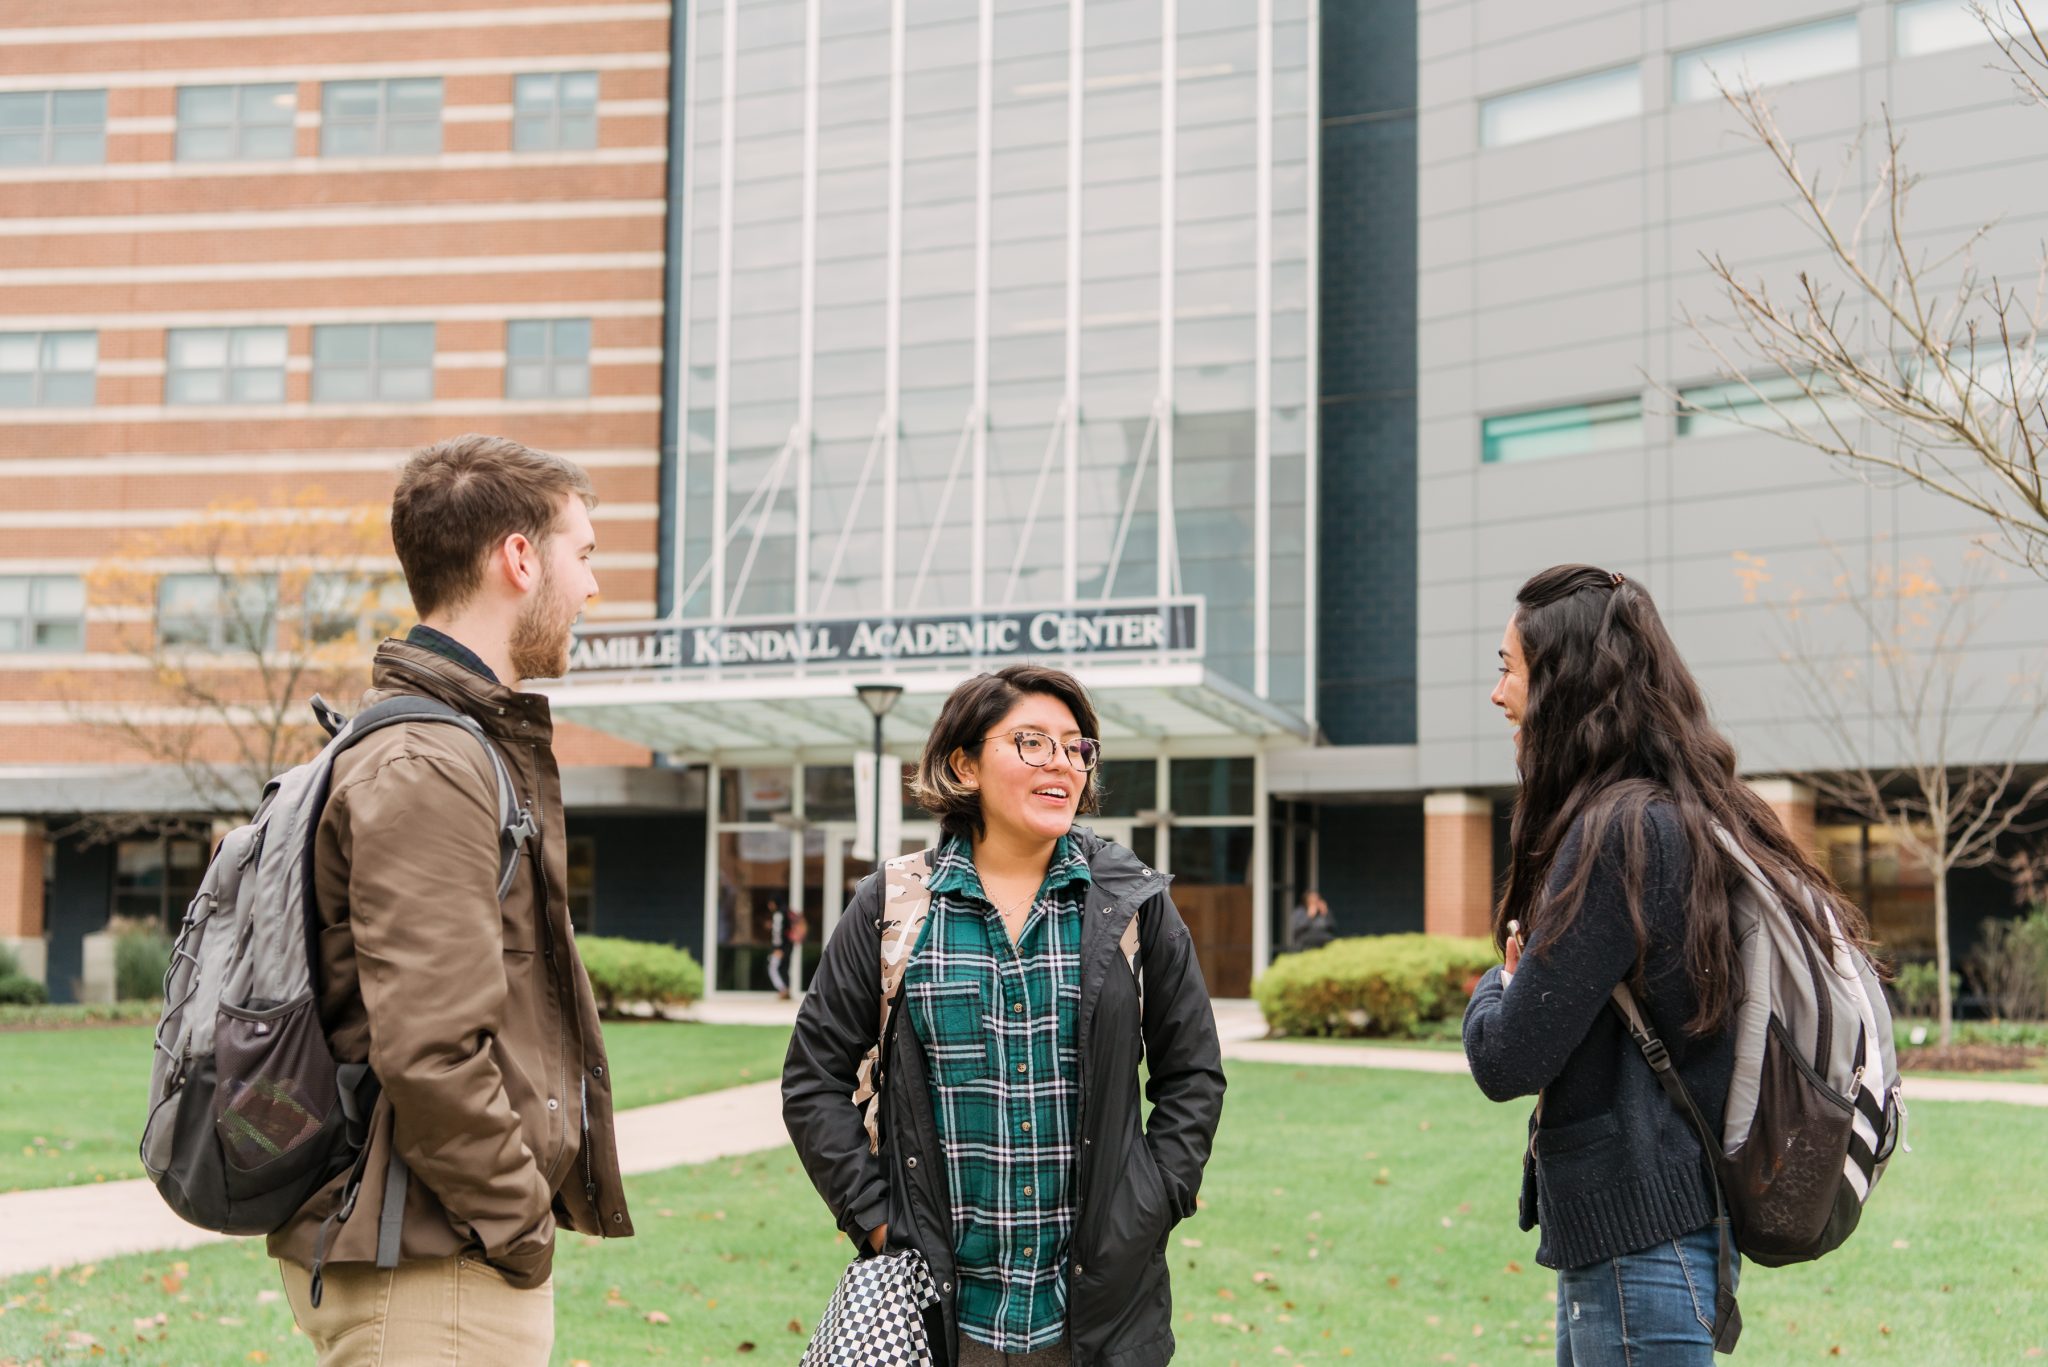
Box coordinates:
[852,848,935,1156]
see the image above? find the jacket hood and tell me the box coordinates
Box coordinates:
[1067,823,1167,902]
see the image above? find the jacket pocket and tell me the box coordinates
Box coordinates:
[1532,1111,1623,1191]
[905,980,993,1086]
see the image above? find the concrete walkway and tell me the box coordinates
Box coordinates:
[5,1002,2039,1279]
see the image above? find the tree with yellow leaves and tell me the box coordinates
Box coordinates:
[57,488,413,835]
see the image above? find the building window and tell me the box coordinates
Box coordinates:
[312,323,435,402]
[566,836,597,934]
[165,327,288,405]
[0,331,96,407]
[506,318,591,399]
[1896,0,1990,56]
[303,573,413,645]
[1673,18,1861,104]
[321,78,442,157]
[1479,66,1642,148]
[0,89,106,166]
[157,574,278,652]
[1482,397,1645,464]
[114,834,210,933]
[1676,372,1850,436]
[0,576,85,652]
[176,83,297,162]
[513,71,599,152]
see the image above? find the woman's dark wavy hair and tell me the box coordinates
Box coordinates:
[1497,564,1870,1036]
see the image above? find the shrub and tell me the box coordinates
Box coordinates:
[577,936,704,1015]
[1891,961,1958,1019]
[1965,907,2048,1021]
[113,921,173,1002]
[1252,933,1499,1038]
[0,974,47,1005]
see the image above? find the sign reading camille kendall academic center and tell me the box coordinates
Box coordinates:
[569,599,1204,676]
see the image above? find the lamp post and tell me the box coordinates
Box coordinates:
[854,683,904,864]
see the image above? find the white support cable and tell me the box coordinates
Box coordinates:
[674,426,800,612]
[1003,402,1070,606]
[813,413,891,614]
[723,429,802,616]
[882,0,906,612]
[1301,0,1322,725]
[795,0,820,617]
[1062,0,1083,604]
[1156,0,1177,605]
[971,0,993,610]
[710,0,738,616]
[1098,404,1161,602]
[907,405,982,610]
[1253,0,1274,697]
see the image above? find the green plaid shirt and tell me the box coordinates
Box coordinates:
[903,833,1092,1354]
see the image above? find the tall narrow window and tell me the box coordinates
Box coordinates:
[1482,397,1644,464]
[0,332,95,407]
[321,78,442,156]
[1673,18,1860,104]
[512,72,599,152]
[1479,67,1642,148]
[506,319,592,398]
[0,89,106,166]
[177,83,297,161]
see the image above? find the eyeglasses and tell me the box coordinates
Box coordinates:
[981,730,1102,772]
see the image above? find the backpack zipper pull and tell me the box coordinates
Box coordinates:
[1893,1083,1911,1155]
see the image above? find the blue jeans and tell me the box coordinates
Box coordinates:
[1554,1225,1736,1366]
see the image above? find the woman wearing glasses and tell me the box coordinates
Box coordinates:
[784,664,1226,1367]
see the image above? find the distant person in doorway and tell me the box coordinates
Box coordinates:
[767,898,811,1000]
[1462,565,1871,1365]
[1287,890,1335,953]
[784,664,1226,1366]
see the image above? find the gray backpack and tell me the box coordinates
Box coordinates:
[1613,826,1905,1354]
[139,694,534,1302]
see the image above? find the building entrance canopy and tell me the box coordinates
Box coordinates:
[548,597,1311,761]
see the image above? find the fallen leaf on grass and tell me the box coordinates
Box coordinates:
[1181,1236,1204,1247]
[254,1290,281,1305]
[736,1342,756,1353]
[1505,1262,1523,1274]
[645,1311,671,1326]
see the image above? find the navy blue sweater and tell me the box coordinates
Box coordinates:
[1462,801,1735,1270]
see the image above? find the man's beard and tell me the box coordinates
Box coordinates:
[508,562,578,681]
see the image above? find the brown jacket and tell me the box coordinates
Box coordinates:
[269,640,633,1287]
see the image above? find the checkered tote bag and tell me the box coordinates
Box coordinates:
[800,1248,942,1367]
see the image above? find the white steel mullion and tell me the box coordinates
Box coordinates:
[1252,749,1271,978]
[1302,0,1321,726]
[971,0,993,611]
[669,0,699,620]
[712,0,738,618]
[1156,0,1177,605]
[796,0,820,617]
[883,0,906,613]
[1154,754,1171,878]
[1253,0,1273,698]
[703,760,722,995]
[1062,0,1083,604]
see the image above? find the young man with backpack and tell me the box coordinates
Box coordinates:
[261,433,635,1363]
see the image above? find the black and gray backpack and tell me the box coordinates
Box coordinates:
[1614,826,1905,1354]
[139,693,535,1301]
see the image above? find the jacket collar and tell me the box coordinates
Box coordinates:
[1066,824,1165,903]
[369,638,554,743]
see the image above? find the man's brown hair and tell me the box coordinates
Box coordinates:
[910,664,1103,843]
[390,434,598,618]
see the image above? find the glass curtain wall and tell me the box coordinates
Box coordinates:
[673,0,1315,714]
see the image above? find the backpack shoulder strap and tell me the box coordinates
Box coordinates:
[327,695,535,901]
[851,848,935,1156]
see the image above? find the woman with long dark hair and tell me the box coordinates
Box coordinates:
[1462,565,1870,1364]
[784,664,1225,1366]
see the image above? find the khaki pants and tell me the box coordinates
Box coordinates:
[278,1257,553,1367]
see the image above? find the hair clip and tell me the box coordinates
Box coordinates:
[1610,572,1625,587]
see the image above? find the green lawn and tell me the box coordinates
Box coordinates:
[0,1022,792,1194]
[3,1063,2041,1365]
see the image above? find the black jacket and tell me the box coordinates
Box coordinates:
[783,827,1226,1367]
[1462,801,1735,1270]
